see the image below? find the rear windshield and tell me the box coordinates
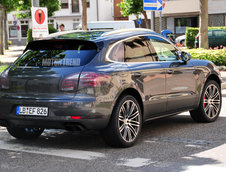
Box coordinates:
[14,40,98,67]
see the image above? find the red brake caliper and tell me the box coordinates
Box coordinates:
[204,95,207,107]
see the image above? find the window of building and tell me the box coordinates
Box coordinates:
[72,0,79,13]
[61,0,68,9]
[87,0,90,8]
[9,26,17,38]
[124,37,154,63]
[21,24,29,38]
[175,17,198,34]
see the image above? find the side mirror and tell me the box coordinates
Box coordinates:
[181,51,191,62]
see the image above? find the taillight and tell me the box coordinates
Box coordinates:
[79,72,111,87]
[60,73,79,91]
[196,33,200,40]
[0,71,9,89]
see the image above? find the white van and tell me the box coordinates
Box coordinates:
[77,21,135,30]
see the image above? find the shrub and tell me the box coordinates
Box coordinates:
[27,26,58,44]
[185,27,199,49]
[185,48,226,66]
[185,27,226,49]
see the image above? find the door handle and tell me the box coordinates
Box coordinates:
[166,69,174,74]
[134,72,142,77]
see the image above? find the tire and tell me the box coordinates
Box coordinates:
[7,126,44,139]
[190,80,222,123]
[102,95,142,147]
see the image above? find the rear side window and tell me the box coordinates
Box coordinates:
[124,37,154,63]
[108,42,124,62]
[14,40,98,67]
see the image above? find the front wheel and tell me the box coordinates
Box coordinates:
[7,126,44,139]
[190,80,222,123]
[102,95,142,147]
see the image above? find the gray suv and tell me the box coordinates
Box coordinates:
[0,29,222,147]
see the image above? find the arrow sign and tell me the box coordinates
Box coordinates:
[144,0,163,11]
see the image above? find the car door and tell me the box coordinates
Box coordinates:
[146,35,197,112]
[213,30,226,47]
[122,36,166,119]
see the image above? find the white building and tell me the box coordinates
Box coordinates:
[7,0,114,45]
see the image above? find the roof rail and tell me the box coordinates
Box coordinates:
[102,28,154,36]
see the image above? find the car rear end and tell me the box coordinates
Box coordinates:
[0,39,112,131]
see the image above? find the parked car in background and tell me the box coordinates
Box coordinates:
[175,35,185,46]
[195,29,226,48]
[0,29,223,148]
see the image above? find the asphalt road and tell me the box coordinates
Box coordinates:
[0,90,226,172]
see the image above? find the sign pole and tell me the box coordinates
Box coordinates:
[32,0,40,7]
[159,11,162,33]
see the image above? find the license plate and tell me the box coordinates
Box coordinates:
[16,106,48,116]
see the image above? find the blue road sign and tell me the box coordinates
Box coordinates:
[136,18,143,25]
[144,0,163,11]
[13,21,17,26]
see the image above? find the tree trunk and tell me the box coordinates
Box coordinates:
[199,0,208,49]
[0,5,4,55]
[3,8,8,50]
[142,11,151,29]
[82,0,87,30]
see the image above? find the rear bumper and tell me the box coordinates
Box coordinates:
[0,95,112,130]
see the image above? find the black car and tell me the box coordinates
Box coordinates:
[0,29,223,147]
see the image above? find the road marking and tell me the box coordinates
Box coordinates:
[145,136,215,147]
[0,141,105,160]
[117,158,156,168]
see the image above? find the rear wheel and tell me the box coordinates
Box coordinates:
[190,80,222,122]
[102,95,142,147]
[7,126,44,139]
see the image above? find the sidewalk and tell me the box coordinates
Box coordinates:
[0,45,226,89]
[0,45,25,64]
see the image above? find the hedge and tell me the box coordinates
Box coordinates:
[185,48,226,66]
[185,27,226,49]
[27,25,58,43]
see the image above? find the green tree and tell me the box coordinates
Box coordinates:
[0,0,59,54]
[117,0,150,29]
[0,0,18,53]
[16,0,59,19]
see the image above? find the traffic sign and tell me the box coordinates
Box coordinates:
[13,21,17,26]
[31,7,48,38]
[144,0,164,11]
[136,18,143,25]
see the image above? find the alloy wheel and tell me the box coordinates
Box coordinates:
[118,100,141,142]
[203,84,221,119]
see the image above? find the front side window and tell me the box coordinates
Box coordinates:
[147,37,178,61]
[124,37,154,63]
